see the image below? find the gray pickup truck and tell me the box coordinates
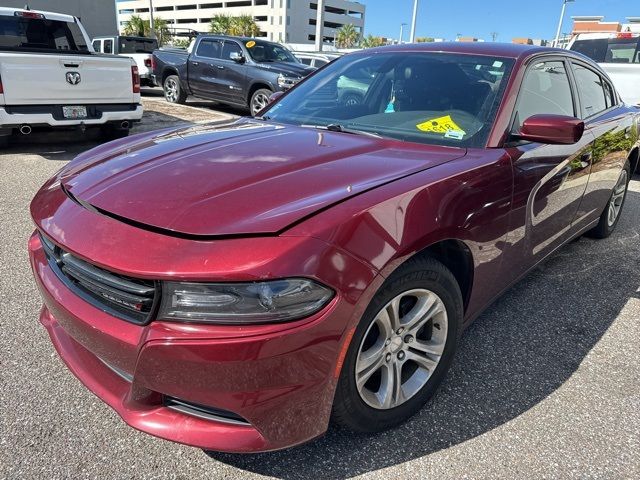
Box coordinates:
[153,35,315,115]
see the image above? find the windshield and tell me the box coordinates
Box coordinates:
[571,36,640,63]
[119,37,158,54]
[262,52,514,148]
[0,14,88,53]
[245,40,299,63]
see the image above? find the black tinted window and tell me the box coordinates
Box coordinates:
[103,39,113,54]
[92,39,100,51]
[196,39,221,58]
[0,14,88,52]
[571,37,640,63]
[221,41,242,60]
[514,60,574,129]
[603,79,616,108]
[572,64,607,117]
[120,37,158,53]
[299,57,312,65]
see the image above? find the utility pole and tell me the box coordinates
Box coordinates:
[409,0,419,43]
[554,0,575,48]
[399,23,407,44]
[315,0,325,51]
[149,0,156,39]
[490,31,498,42]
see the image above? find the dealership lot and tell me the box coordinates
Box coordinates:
[1,95,639,479]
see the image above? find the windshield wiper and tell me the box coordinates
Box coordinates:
[302,123,382,138]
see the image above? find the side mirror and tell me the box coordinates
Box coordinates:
[230,51,245,63]
[268,91,284,104]
[515,114,584,145]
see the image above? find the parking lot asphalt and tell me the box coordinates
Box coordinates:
[1,96,639,479]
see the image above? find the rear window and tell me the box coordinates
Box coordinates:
[570,36,640,64]
[0,14,89,53]
[119,37,158,54]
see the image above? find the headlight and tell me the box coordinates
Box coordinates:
[158,278,334,324]
[277,73,299,89]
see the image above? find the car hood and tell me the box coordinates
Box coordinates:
[254,61,315,77]
[60,121,466,237]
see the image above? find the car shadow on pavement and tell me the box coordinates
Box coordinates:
[210,189,640,479]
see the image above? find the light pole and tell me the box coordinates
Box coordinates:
[553,0,575,48]
[149,0,156,39]
[315,0,325,51]
[409,0,419,43]
[399,22,407,44]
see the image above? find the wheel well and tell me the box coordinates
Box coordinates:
[247,83,272,104]
[416,240,474,311]
[161,68,179,85]
[629,147,639,176]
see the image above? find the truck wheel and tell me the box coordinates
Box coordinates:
[164,75,187,104]
[250,88,272,116]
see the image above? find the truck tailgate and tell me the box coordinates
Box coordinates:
[0,52,135,105]
[600,63,640,106]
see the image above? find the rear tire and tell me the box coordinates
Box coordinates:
[332,256,463,433]
[164,75,187,104]
[587,160,630,239]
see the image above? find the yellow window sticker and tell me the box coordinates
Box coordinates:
[416,115,465,136]
[246,40,256,48]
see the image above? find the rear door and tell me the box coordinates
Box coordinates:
[508,57,595,265]
[187,38,223,99]
[569,60,635,229]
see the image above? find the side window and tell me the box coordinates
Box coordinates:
[196,39,222,59]
[572,63,607,117]
[603,78,616,108]
[299,57,312,65]
[92,40,101,52]
[314,59,328,67]
[103,39,113,54]
[514,60,574,130]
[221,41,242,60]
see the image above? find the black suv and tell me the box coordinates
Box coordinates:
[153,35,316,115]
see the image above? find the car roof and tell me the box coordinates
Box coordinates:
[0,6,75,22]
[360,41,569,60]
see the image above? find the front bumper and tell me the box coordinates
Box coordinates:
[0,103,143,128]
[30,235,353,452]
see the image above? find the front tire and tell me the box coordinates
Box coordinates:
[250,88,272,117]
[164,75,187,104]
[587,160,630,239]
[332,256,463,433]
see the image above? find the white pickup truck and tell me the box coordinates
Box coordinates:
[569,31,640,106]
[0,7,143,146]
[92,36,158,87]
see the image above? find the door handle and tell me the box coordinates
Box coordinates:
[216,65,225,70]
[191,61,199,66]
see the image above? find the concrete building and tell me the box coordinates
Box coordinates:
[116,0,366,44]
[3,0,118,37]
[571,16,640,35]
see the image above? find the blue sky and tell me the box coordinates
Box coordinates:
[362,0,636,42]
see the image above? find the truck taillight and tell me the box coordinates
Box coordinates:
[14,11,45,19]
[144,58,152,68]
[0,76,3,95]
[131,65,140,93]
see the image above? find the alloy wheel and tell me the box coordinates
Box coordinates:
[251,92,270,116]
[165,78,178,103]
[354,288,448,410]
[607,169,628,227]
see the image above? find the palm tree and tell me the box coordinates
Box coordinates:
[360,34,386,49]
[121,15,170,46]
[122,15,146,37]
[210,14,260,37]
[335,24,360,49]
[210,14,233,34]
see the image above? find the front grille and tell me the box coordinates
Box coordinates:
[40,233,158,325]
[164,396,250,426]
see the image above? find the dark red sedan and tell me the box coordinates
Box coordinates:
[29,43,639,453]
